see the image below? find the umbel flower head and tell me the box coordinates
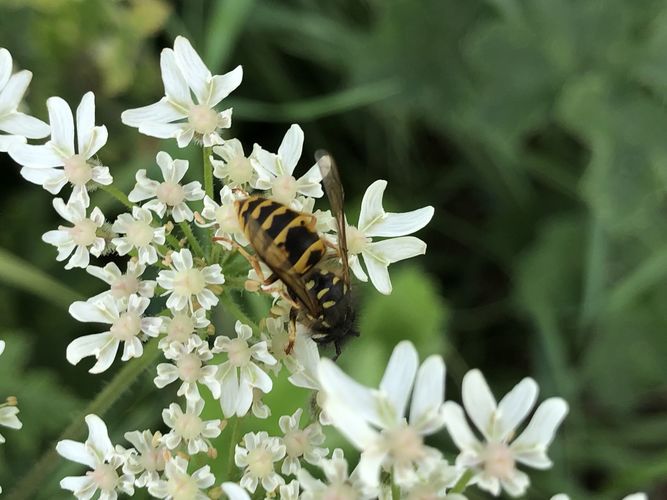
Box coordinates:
[121,36,242,148]
[443,369,569,497]
[0,47,50,151]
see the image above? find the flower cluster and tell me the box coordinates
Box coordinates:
[0,340,23,495]
[2,35,580,500]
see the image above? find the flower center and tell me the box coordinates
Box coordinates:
[167,472,199,500]
[322,484,358,500]
[482,442,516,480]
[69,218,98,247]
[174,412,204,440]
[215,204,240,234]
[140,447,165,473]
[345,225,369,255]
[386,424,425,464]
[177,353,202,383]
[110,274,140,299]
[88,463,119,492]
[110,312,142,341]
[173,268,206,296]
[272,174,298,205]
[156,181,185,207]
[167,313,195,343]
[227,156,253,185]
[284,429,310,458]
[126,219,154,247]
[226,338,251,367]
[246,448,273,478]
[407,485,438,500]
[63,154,92,186]
[188,104,218,135]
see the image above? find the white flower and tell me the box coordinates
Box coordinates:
[128,151,204,223]
[161,399,222,455]
[280,479,300,500]
[211,138,256,187]
[318,340,447,489]
[221,481,251,500]
[298,448,377,500]
[0,339,22,445]
[157,248,224,312]
[213,321,277,417]
[345,180,434,294]
[123,430,167,488]
[279,408,328,476]
[0,47,50,152]
[155,334,220,401]
[148,456,215,500]
[66,294,161,373]
[112,206,166,264]
[56,414,135,499]
[552,494,646,500]
[158,309,210,349]
[10,92,111,206]
[199,185,248,249]
[401,458,466,500]
[235,431,286,493]
[86,260,157,304]
[443,369,569,497]
[42,197,105,270]
[121,36,242,148]
[250,124,323,205]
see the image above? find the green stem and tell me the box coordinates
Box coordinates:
[450,468,474,494]
[179,221,205,259]
[203,146,214,199]
[99,184,133,209]
[7,340,162,500]
[219,291,260,333]
[225,416,242,480]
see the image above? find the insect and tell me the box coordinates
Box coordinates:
[234,152,357,358]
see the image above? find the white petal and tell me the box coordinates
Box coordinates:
[323,396,378,451]
[495,377,538,441]
[409,354,446,433]
[0,112,49,139]
[0,133,26,152]
[65,332,113,365]
[0,71,31,114]
[295,163,324,198]
[9,143,63,168]
[379,341,418,424]
[121,98,185,127]
[76,92,95,155]
[89,340,120,374]
[208,65,243,106]
[56,440,96,468]
[85,414,113,459]
[500,469,530,497]
[442,401,482,453]
[366,206,434,238]
[461,369,497,441]
[366,236,427,264]
[173,36,211,103]
[0,49,12,91]
[69,301,112,324]
[358,180,387,233]
[362,253,392,295]
[277,124,303,175]
[138,121,185,140]
[46,96,75,157]
[221,482,251,500]
[160,49,192,107]
[511,397,568,465]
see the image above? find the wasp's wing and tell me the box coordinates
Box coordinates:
[243,216,320,317]
[315,151,350,283]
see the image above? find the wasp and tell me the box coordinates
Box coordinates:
[234,152,357,357]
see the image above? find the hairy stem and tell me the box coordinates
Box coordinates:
[219,290,260,333]
[179,221,205,259]
[203,146,214,199]
[450,468,475,494]
[99,184,133,209]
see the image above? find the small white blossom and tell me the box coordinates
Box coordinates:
[157,248,224,312]
[401,458,466,500]
[345,180,434,294]
[66,294,161,373]
[42,197,105,269]
[235,431,286,494]
[158,309,210,349]
[112,206,166,265]
[155,334,220,401]
[161,399,222,455]
[0,47,50,152]
[211,138,256,187]
[11,92,111,206]
[251,124,323,205]
[86,260,157,304]
[128,151,204,222]
[199,185,248,249]
[0,341,22,445]
[443,369,569,497]
[319,341,447,489]
[56,414,134,499]
[123,430,167,488]
[279,408,328,476]
[121,36,242,148]
[298,448,377,500]
[148,456,215,500]
[280,480,300,500]
[213,321,277,417]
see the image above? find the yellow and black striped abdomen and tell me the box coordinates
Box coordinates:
[235,195,326,275]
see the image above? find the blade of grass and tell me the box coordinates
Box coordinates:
[204,0,257,71]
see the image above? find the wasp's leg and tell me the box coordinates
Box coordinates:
[285,309,298,355]
[212,236,274,285]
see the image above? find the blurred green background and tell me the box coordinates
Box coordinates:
[1,0,667,498]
